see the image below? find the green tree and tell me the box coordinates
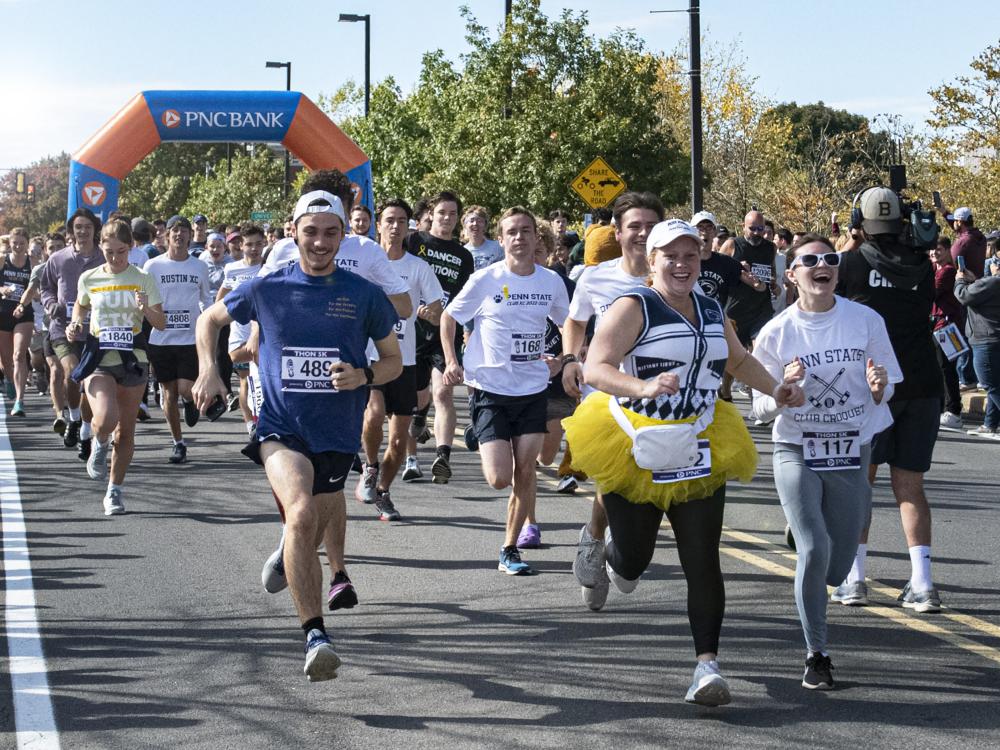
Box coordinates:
[0,153,71,233]
[329,0,688,218]
[181,149,287,225]
[120,143,229,220]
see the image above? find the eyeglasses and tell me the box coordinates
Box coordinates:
[790,252,841,269]
[748,225,765,232]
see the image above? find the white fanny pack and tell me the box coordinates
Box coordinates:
[608,396,701,471]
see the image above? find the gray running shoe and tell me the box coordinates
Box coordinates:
[103,487,125,516]
[572,525,606,588]
[87,439,111,481]
[303,629,341,682]
[898,582,942,613]
[355,463,379,504]
[831,581,868,606]
[431,453,452,484]
[582,567,610,612]
[374,490,400,521]
[685,660,731,706]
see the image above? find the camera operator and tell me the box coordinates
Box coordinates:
[833,186,944,613]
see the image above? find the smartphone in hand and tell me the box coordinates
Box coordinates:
[206,395,227,422]
[932,191,943,210]
[956,255,967,273]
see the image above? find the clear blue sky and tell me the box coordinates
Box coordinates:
[2,0,998,169]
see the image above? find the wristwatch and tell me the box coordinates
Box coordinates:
[363,367,375,385]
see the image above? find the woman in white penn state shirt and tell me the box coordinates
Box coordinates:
[751,233,901,691]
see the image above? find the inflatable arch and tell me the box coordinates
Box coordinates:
[67,90,373,221]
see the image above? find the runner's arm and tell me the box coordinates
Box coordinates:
[439,311,464,386]
[560,316,588,397]
[388,292,413,319]
[330,332,402,390]
[724,320,804,407]
[192,301,234,412]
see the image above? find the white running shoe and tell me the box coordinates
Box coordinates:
[103,487,125,516]
[685,660,731,706]
[87,438,111,481]
[556,476,578,494]
[604,527,640,593]
[262,536,288,593]
[939,412,963,431]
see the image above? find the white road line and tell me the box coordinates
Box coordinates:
[1,405,61,749]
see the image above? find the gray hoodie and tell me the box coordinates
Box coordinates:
[954,275,1000,345]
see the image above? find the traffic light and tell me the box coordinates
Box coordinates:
[26,184,35,203]
[15,172,25,194]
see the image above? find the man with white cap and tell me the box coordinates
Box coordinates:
[691,210,743,308]
[946,206,987,279]
[193,189,402,681]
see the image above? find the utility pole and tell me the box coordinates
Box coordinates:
[651,1,702,212]
[265,61,292,198]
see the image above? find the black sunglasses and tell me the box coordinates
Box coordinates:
[790,252,840,269]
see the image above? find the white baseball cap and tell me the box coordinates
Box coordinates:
[947,206,972,222]
[690,211,717,228]
[292,190,347,225]
[646,219,702,253]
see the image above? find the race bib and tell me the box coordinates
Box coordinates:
[511,332,544,362]
[394,319,407,340]
[750,263,772,282]
[65,301,90,327]
[99,326,133,351]
[6,283,25,299]
[280,347,341,392]
[803,430,861,471]
[165,310,191,330]
[652,440,711,483]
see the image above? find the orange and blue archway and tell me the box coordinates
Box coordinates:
[68,90,372,221]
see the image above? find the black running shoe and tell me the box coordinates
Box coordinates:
[169,442,187,464]
[463,424,479,452]
[183,399,200,428]
[431,453,452,484]
[407,414,426,439]
[77,436,91,462]
[64,420,81,448]
[327,571,358,611]
[802,653,834,690]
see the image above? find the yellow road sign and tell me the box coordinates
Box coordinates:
[570,157,627,209]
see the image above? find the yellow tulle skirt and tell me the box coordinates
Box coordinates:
[562,392,757,511]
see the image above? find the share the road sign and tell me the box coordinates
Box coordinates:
[570,157,627,209]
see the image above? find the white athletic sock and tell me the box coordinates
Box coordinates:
[69,407,81,421]
[107,481,122,492]
[909,545,932,592]
[846,544,867,585]
[80,421,93,440]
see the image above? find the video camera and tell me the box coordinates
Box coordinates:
[889,165,940,249]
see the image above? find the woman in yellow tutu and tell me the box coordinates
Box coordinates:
[563,218,804,707]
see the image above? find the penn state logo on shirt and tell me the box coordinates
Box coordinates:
[698,276,720,299]
[493,285,510,305]
[703,305,723,323]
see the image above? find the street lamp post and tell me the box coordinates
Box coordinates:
[266,60,292,199]
[339,13,371,117]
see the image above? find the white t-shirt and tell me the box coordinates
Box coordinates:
[222,260,262,352]
[260,235,408,297]
[466,238,503,271]
[567,257,647,326]
[446,262,570,396]
[386,252,444,366]
[751,296,903,446]
[144,254,212,346]
[127,248,149,269]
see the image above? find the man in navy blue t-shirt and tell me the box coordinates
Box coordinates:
[193,190,401,682]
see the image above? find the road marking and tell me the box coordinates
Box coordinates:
[1,403,61,749]
[719,528,1000,666]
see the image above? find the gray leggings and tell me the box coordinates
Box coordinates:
[773,442,872,654]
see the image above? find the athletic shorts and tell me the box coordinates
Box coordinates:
[871,396,939,473]
[93,362,149,388]
[470,388,548,445]
[241,434,354,495]
[731,311,772,348]
[546,394,577,422]
[29,330,44,353]
[147,343,199,383]
[42,332,55,358]
[51,337,83,362]
[373,364,417,416]
[0,308,32,333]
[415,338,462,391]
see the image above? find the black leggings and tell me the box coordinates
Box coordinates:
[603,485,726,656]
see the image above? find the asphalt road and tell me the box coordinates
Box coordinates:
[1,387,999,749]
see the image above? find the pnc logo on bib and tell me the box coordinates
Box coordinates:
[161,109,181,128]
[82,182,106,207]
